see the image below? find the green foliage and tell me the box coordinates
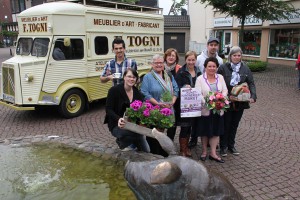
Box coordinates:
[196,0,299,44]
[160,91,173,103]
[171,0,188,15]
[244,60,267,72]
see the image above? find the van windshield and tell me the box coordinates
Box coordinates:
[16,38,50,57]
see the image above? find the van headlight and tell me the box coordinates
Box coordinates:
[24,73,34,82]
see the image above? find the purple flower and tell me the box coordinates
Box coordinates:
[143,109,150,117]
[130,100,143,111]
[153,105,160,110]
[160,108,173,116]
[145,102,153,110]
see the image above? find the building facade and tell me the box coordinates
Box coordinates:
[188,0,300,66]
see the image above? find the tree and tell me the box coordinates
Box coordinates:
[169,0,188,15]
[196,0,299,45]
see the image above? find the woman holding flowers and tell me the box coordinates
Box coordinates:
[105,68,150,152]
[195,57,228,163]
[163,48,181,141]
[175,51,201,157]
[141,54,179,156]
[218,46,257,157]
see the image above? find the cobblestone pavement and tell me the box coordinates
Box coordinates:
[1,48,300,199]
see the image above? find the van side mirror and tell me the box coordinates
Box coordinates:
[64,38,71,47]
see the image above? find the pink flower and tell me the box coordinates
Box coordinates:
[225,100,229,105]
[215,93,224,100]
[209,95,215,101]
[153,105,160,110]
[160,108,173,116]
[143,109,150,117]
[130,100,142,111]
[145,102,153,110]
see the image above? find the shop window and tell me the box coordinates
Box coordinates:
[241,30,261,56]
[269,29,300,59]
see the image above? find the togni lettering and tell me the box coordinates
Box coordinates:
[94,19,121,26]
[22,23,47,33]
[127,36,160,47]
[137,22,159,28]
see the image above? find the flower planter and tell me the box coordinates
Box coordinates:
[123,120,177,155]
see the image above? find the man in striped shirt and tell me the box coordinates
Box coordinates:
[100,38,137,86]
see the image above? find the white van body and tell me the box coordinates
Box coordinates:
[0,2,164,118]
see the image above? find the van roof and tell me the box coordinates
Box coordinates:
[18,2,86,16]
[18,1,162,17]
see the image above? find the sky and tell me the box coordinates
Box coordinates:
[158,0,173,15]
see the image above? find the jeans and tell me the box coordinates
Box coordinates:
[112,127,150,152]
[220,109,244,149]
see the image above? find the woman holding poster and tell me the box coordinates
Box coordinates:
[195,57,228,163]
[175,51,202,157]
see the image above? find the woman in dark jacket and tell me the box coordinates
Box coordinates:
[217,46,257,157]
[175,51,202,157]
[105,68,150,152]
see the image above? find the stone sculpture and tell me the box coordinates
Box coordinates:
[124,156,244,200]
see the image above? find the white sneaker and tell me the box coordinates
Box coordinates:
[121,144,137,152]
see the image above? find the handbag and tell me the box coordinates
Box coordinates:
[230,83,251,101]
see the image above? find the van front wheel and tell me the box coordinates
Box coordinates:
[59,89,86,118]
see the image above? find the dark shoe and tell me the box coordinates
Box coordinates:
[209,155,225,163]
[220,148,228,157]
[228,147,240,155]
[200,154,207,161]
[188,139,197,148]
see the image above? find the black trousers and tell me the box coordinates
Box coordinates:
[220,109,244,149]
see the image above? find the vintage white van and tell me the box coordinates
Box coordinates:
[0,1,164,118]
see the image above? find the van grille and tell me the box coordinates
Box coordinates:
[2,66,15,103]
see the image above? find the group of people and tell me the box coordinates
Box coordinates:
[103,37,257,163]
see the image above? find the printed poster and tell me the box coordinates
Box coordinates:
[180,88,202,117]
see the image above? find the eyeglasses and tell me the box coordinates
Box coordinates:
[125,75,137,79]
[153,62,164,65]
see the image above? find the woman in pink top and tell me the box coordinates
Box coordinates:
[195,57,228,163]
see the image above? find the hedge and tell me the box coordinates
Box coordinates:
[244,60,267,72]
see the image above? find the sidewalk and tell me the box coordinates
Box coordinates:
[191,64,300,199]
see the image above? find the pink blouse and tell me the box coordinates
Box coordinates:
[195,73,228,116]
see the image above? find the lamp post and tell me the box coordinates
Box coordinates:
[4,15,8,47]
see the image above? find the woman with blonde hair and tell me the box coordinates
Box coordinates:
[175,51,201,157]
[163,48,181,141]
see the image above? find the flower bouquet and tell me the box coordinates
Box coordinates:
[205,91,230,115]
[125,100,175,130]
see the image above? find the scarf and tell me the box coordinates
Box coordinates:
[230,62,241,86]
[151,70,173,95]
[164,62,176,73]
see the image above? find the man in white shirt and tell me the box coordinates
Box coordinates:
[196,37,223,74]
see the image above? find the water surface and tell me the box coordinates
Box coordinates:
[0,144,136,200]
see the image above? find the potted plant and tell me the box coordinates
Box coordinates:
[160,90,173,105]
[125,100,175,130]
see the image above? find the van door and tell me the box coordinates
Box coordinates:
[42,36,86,94]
